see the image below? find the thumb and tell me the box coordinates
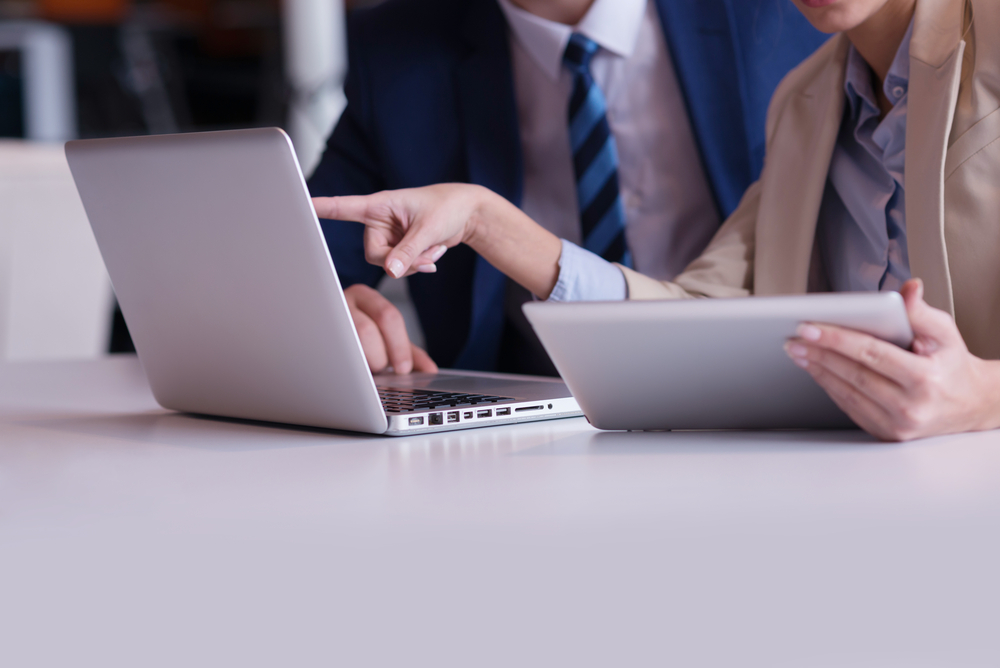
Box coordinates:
[901,278,963,354]
[384,225,442,279]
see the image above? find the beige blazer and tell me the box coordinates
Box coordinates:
[621,0,1000,360]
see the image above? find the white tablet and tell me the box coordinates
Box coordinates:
[523,292,913,431]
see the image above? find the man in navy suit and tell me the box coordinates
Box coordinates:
[309,0,827,376]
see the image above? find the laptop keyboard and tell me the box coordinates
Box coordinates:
[378,387,516,414]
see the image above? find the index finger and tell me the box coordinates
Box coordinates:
[312,196,374,223]
[350,284,415,374]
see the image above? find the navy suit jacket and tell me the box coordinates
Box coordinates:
[309,0,828,371]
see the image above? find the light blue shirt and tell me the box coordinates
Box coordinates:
[549,239,627,301]
[818,21,913,293]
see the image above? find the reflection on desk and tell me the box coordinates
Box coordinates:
[2,357,999,667]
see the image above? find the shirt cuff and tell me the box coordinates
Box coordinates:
[548,239,628,302]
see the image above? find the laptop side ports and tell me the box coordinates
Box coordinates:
[496,407,511,416]
[428,412,443,426]
[477,409,492,419]
[447,411,460,423]
[408,416,424,426]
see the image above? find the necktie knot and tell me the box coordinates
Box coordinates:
[563,33,599,73]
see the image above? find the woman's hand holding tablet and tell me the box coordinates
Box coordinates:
[785,279,1000,441]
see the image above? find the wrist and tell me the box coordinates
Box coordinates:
[463,186,504,250]
[976,359,1000,431]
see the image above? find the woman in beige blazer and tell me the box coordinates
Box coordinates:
[314,0,1000,441]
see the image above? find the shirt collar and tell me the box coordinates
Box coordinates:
[844,17,915,119]
[496,0,647,82]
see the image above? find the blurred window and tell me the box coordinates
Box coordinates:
[39,0,129,23]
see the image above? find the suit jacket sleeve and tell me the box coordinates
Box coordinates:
[307,17,387,290]
[619,178,760,300]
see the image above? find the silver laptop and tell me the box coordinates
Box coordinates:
[65,128,581,436]
[523,293,913,431]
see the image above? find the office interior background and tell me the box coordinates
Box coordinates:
[0,0,402,361]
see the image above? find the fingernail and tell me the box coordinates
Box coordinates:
[387,259,404,278]
[430,245,448,262]
[797,324,822,342]
[792,357,810,369]
[417,264,437,273]
[785,342,809,358]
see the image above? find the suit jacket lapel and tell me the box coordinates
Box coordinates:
[754,37,850,295]
[904,0,967,315]
[452,0,522,370]
[653,0,749,218]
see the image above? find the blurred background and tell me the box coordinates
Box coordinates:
[0,0,404,362]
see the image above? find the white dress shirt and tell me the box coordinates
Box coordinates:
[496,0,720,300]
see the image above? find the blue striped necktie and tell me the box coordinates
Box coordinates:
[563,33,630,266]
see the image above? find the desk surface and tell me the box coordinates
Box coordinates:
[2,357,999,667]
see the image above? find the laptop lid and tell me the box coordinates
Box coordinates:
[66,128,389,433]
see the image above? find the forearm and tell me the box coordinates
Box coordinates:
[465,187,563,299]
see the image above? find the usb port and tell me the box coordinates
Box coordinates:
[463,411,473,420]
[477,409,492,419]
[496,407,511,416]
[428,412,443,425]
[408,416,424,426]
[447,411,460,423]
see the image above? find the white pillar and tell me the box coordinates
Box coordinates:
[0,21,77,142]
[282,0,348,178]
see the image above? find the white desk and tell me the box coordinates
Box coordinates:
[2,358,999,667]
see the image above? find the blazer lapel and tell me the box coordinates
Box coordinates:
[754,38,850,295]
[904,0,967,315]
[452,0,523,370]
[653,0,749,218]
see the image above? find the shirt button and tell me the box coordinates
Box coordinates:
[892,85,905,100]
